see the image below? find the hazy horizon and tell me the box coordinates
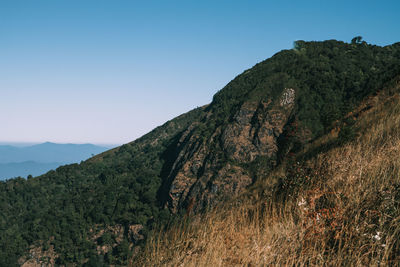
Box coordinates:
[0,141,120,149]
[1,0,399,144]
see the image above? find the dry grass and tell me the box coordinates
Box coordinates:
[134,89,400,266]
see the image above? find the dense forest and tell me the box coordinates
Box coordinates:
[1,38,400,266]
[0,108,205,266]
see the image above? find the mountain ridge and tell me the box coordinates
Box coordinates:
[1,39,400,266]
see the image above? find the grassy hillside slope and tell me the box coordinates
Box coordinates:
[137,79,400,266]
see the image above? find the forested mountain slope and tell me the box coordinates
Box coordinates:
[0,106,205,266]
[1,39,400,266]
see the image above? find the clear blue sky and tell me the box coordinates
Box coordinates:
[1,0,399,144]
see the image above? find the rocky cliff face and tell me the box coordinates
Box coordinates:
[162,87,297,213]
[155,40,400,216]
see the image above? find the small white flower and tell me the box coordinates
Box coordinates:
[373,232,382,241]
[298,198,306,206]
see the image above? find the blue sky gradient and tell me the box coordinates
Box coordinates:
[1,0,399,144]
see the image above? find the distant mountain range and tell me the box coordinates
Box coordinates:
[0,142,110,180]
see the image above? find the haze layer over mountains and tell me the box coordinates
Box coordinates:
[0,142,111,180]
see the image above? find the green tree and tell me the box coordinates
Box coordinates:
[351,36,363,44]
